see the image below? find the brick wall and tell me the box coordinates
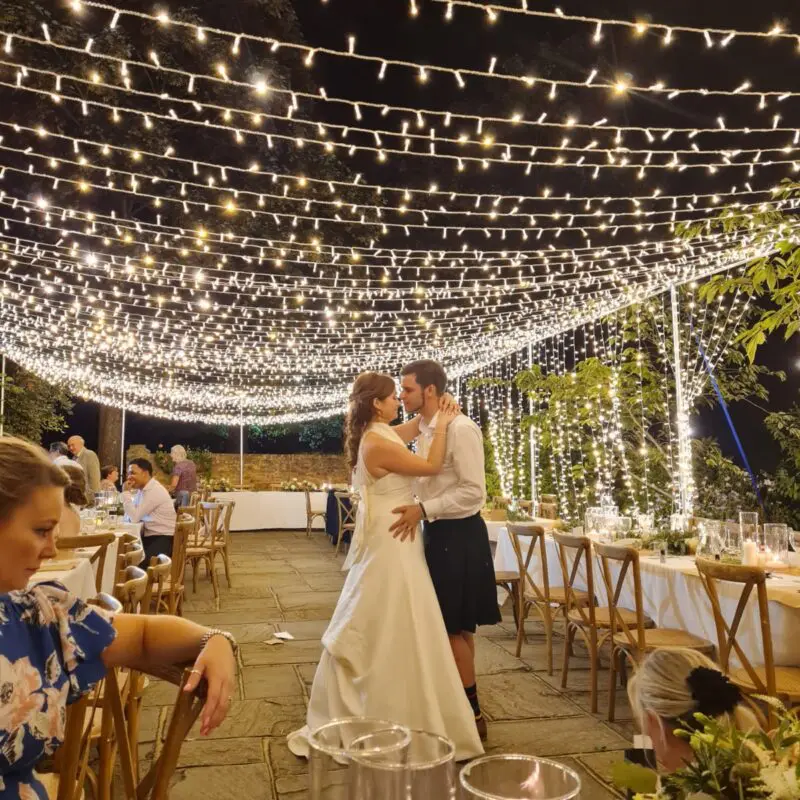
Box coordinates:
[125,445,349,490]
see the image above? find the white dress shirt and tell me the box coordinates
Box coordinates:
[415,413,486,521]
[123,478,177,539]
[53,455,80,469]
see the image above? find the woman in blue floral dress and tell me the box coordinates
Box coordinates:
[0,437,239,799]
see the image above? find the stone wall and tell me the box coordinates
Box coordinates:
[125,445,348,490]
[210,453,349,489]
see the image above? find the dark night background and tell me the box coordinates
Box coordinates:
[39,0,800,470]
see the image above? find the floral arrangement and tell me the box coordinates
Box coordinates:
[613,699,800,800]
[205,477,235,493]
[280,479,319,492]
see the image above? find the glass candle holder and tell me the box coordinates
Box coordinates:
[739,511,760,543]
[460,754,581,800]
[696,519,725,558]
[350,729,455,799]
[763,523,789,568]
[308,718,410,800]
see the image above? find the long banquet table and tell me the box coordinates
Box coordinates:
[30,553,98,600]
[211,491,327,531]
[493,527,800,667]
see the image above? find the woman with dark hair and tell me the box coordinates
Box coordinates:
[0,436,237,798]
[288,372,484,761]
[58,463,88,539]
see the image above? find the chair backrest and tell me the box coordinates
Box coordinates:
[695,558,774,696]
[506,524,550,604]
[120,532,141,552]
[89,592,123,615]
[116,544,144,585]
[305,489,313,515]
[171,517,193,586]
[216,500,234,541]
[54,686,101,800]
[144,555,172,614]
[518,500,534,514]
[334,492,357,528]
[196,503,223,549]
[593,542,647,651]
[115,565,148,613]
[492,496,512,508]
[56,532,116,594]
[552,532,596,626]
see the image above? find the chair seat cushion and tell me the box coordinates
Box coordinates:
[569,606,653,628]
[613,627,714,652]
[186,547,211,556]
[729,666,800,698]
[494,571,520,583]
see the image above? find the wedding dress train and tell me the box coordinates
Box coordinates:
[287,422,483,761]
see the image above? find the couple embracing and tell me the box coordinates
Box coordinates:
[288,360,501,761]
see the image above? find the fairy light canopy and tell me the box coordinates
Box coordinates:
[0,0,797,423]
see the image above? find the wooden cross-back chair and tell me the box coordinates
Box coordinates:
[305,489,326,537]
[185,503,223,605]
[552,533,653,714]
[334,492,357,556]
[507,524,589,670]
[115,545,145,585]
[144,555,172,615]
[595,543,714,721]
[56,532,116,594]
[208,499,234,589]
[115,565,149,614]
[163,514,194,615]
[696,558,800,727]
[50,664,208,800]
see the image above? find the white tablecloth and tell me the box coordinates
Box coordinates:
[211,491,327,531]
[30,558,96,600]
[493,529,800,667]
[485,519,560,544]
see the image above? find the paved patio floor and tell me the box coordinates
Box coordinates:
[138,530,636,798]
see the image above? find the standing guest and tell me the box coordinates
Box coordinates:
[58,464,89,540]
[123,458,177,564]
[169,445,198,507]
[0,436,237,799]
[67,436,101,503]
[100,465,119,492]
[48,441,78,469]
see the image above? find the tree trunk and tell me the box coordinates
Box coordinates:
[98,405,123,469]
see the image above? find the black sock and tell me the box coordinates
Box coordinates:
[465,683,482,719]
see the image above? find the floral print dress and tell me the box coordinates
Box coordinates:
[0,582,116,799]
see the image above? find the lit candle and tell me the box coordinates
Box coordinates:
[742,540,759,567]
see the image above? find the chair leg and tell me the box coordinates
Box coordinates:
[191,559,198,594]
[515,602,527,657]
[543,608,554,676]
[588,628,599,714]
[508,584,520,629]
[222,547,233,589]
[607,648,619,722]
[208,556,220,610]
[561,623,576,689]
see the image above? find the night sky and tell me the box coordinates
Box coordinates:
[42,0,800,470]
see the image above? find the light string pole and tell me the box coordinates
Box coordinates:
[670,284,693,517]
[239,399,245,490]
[0,354,6,437]
[119,394,126,475]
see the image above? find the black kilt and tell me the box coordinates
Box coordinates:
[423,513,501,635]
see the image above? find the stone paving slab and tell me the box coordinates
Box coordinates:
[137,530,634,799]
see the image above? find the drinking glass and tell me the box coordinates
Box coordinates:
[739,511,760,543]
[351,729,455,799]
[636,512,654,533]
[763,523,789,567]
[696,519,724,558]
[460,754,581,800]
[308,718,410,800]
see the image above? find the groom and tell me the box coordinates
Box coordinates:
[391,359,501,740]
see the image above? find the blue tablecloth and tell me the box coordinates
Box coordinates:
[326,489,351,547]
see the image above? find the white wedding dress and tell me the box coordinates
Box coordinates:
[287,422,483,761]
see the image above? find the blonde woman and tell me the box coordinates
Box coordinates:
[628,648,759,772]
[0,437,238,797]
[169,445,197,507]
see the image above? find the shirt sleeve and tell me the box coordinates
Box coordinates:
[122,487,162,523]
[35,582,117,701]
[423,422,486,519]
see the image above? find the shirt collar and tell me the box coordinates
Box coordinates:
[419,411,439,435]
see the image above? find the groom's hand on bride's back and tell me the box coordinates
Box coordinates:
[390,504,423,541]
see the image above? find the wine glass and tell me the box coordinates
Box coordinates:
[460,754,581,800]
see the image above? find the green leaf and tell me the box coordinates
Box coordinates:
[610,762,659,794]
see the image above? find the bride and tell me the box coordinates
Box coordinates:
[288,371,484,760]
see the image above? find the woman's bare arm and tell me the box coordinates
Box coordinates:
[392,416,422,444]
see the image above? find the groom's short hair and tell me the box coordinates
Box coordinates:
[401,360,447,395]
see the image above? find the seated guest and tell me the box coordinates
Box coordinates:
[100,464,119,492]
[0,436,237,798]
[169,445,198,507]
[48,441,78,469]
[58,463,90,539]
[627,648,758,772]
[122,458,177,564]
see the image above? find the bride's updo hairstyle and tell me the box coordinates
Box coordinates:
[344,372,396,470]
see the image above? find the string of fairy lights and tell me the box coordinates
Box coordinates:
[0,0,795,465]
